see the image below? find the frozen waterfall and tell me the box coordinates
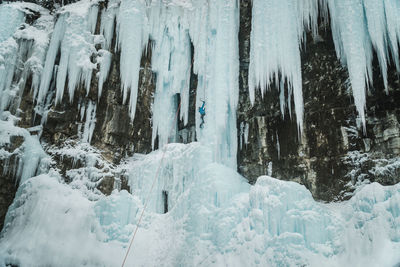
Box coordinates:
[1,0,400,266]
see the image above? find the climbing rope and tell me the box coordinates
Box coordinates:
[121,100,182,267]
[121,57,195,267]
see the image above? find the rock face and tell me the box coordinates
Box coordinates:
[2,0,400,231]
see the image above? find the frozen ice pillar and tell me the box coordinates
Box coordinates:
[193,0,240,169]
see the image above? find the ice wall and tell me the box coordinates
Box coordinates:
[1,0,400,169]
[113,0,239,168]
[191,0,239,169]
[1,142,399,266]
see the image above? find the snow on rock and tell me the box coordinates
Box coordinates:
[0,5,24,110]
[0,112,49,184]
[44,140,115,200]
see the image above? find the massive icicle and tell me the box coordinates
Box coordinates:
[327,0,400,129]
[248,0,317,134]
[249,0,400,132]
[116,0,148,119]
[327,0,373,131]
[149,2,192,148]
[192,0,239,169]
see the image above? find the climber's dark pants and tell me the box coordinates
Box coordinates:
[200,114,205,128]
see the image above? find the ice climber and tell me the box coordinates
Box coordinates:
[199,100,206,128]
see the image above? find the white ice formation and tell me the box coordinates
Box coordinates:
[0,143,399,266]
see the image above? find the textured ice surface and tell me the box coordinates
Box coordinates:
[23,0,239,167]
[1,143,400,267]
[115,0,148,119]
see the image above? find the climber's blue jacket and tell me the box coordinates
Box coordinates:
[199,101,206,115]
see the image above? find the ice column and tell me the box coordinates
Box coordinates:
[190,0,239,169]
[80,100,97,144]
[116,0,148,120]
[328,0,373,130]
[149,3,192,148]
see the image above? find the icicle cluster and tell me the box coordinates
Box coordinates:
[36,1,100,106]
[327,0,400,130]
[249,0,400,132]
[1,0,239,166]
[248,0,319,134]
